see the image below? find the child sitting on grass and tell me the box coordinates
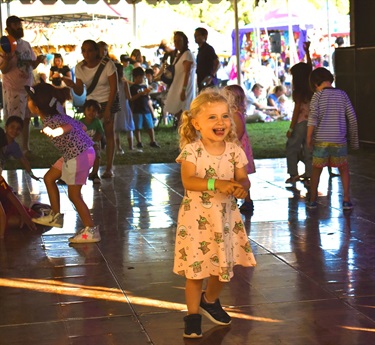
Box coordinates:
[79,99,104,184]
[0,116,40,181]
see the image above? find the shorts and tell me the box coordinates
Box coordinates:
[52,147,95,185]
[312,142,348,168]
[3,90,31,120]
[133,112,154,130]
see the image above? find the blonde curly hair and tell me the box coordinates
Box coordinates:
[178,88,239,150]
[223,84,247,116]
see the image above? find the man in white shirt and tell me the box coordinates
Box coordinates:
[246,83,278,123]
[0,16,44,152]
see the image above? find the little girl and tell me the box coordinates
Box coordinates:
[26,83,100,243]
[224,84,256,213]
[114,63,135,153]
[80,99,104,184]
[175,89,256,338]
[285,42,313,185]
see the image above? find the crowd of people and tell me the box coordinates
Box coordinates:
[0,15,359,340]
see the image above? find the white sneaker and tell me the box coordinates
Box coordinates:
[32,211,64,228]
[68,225,101,243]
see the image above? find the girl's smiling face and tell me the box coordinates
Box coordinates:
[192,101,231,144]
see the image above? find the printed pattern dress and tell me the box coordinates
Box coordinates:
[174,140,256,282]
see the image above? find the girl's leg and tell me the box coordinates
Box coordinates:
[103,118,115,174]
[338,164,351,202]
[115,131,122,151]
[44,167,62,214]
[286,122,304,178]
[67,185,94,227]
[309,166,323,202]
[200,275,231,325]
[205,275,225,302]
[185,278,204,315]
[127,131,134,150]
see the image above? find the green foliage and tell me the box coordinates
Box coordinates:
[163,0,349,33]
[2,121,290,171]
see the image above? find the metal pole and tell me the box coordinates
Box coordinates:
[133,2,136,41]
[233,0,241,85]
[326,0,333,72]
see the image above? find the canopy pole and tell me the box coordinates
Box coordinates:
[233,0,241,85]
[132,2,137,41]
[326,0,332,72]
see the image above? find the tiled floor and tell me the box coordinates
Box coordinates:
[1,147,375,344]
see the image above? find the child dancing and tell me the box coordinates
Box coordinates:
[174,89,256,338]
[26,83,100,243]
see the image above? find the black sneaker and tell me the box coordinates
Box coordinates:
[150,141,161,148]
[183,314,202,338]
[136,142,144,149]
[199,292,231,325]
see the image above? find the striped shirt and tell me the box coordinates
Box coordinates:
[308,88,359,149]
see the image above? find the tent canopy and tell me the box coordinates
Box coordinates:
[6,0,129,23]
[231,6,314,55]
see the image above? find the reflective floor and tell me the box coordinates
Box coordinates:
[1,147,375,345]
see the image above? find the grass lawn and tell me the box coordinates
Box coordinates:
[2,121,289,170]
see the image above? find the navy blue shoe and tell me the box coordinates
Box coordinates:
[183,314,202,338]
[199,293,231,326]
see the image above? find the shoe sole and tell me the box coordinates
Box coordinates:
[306,205,317,209]
[183,332,203,339]
[69,238,101,243]
[32,218,63,228]
[199,307,232,326]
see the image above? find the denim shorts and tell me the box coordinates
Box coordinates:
[133,112,154,130]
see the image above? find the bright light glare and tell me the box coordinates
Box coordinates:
[0,278,282,323]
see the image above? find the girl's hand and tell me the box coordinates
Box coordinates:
[215,179,243,195]
[42,126,64,137]
[232,186,248,199]
[62,76,74,87]
[103,108,111,124]
[306,138,313,151]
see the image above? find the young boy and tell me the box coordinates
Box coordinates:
[79,100,104,184]
[0,116,39,181]
[306,67,359,210]
[0,116,45,238]
[129,67,160,149]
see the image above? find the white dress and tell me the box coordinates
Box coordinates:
[173,140,256,282]
[164,50,196,114]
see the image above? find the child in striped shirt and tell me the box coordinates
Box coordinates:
[307,67,359,210]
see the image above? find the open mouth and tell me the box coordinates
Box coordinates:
[213,128,225,135]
